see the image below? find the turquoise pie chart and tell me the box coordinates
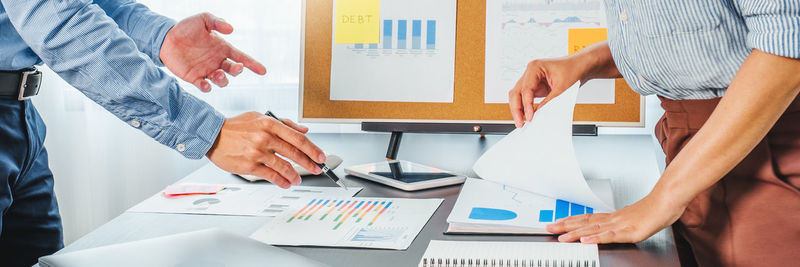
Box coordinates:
[468,207,518,221]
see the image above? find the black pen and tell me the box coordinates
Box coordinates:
[264,111,348,190]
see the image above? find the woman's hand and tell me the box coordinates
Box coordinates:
[508,41,620,127]
[546,191,686,244]
[508,56,582,127]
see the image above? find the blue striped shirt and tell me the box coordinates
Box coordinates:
[604,0,800,100]
[0,0,224,159]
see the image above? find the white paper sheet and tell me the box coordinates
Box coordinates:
[447,178,614,233]
[472,83,614,211]
[250,198,442,250]
[128,184,362,217]
[329,0,456,102]
[484,0,614,104]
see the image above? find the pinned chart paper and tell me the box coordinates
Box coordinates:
[484,0,614,104]
[473,83,614,212]
[334,0,381,44]
[129,184,362,217]
[330,0,457,102]
[250,198,442,250]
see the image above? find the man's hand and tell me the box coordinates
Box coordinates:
[160,13,267,92]
[546,192,685,244]
[206,112,326,188]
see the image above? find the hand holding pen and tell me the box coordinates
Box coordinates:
[265,111,348,190]
[206,111,328,189]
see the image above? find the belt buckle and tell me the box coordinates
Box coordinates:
[17,68,40,101]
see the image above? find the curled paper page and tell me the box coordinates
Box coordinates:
[473,83,615,212]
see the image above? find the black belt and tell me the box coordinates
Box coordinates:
[0,67,42,100]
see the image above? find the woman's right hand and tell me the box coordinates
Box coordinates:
[508,56,584,127]
[508,41,620,128]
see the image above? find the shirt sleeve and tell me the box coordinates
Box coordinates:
[2,0,224,159]
[737,0,800,59]
[93,0,174,66]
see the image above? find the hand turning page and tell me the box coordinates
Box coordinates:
[473,83,614,212]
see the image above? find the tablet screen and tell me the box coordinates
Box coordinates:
[368,161,456,183]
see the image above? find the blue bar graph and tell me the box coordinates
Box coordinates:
[570,203,585,216]
[555,200,570,220]
[412,20,422,49]
[539,210,554,222]
[397,20,407,49]
[538,199,596,222]
[354,44,363,49]
[426,20,436,50]
[369,43,378,49]
[383,20,392,49]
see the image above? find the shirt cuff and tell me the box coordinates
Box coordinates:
[130,14,176,67]
[139,90,225,159]
[745,15,800,59]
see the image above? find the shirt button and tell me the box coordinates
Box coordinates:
[130,120,141,128]
[620,11,629,22]
[176,144,186,152]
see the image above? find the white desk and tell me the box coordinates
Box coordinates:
[53,133,678,267]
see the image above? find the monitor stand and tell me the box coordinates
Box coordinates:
[385,131,404,160]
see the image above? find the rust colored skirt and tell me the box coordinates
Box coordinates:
[655,96,800,267]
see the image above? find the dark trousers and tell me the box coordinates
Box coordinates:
[655,96,800,267]
[0,96,63,267]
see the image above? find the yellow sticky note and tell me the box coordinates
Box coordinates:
[568,28,607,55]
[335,0,380,44]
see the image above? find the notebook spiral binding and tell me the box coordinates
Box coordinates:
[421,258,597,267]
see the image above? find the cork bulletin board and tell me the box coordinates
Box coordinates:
[299,0,644,127]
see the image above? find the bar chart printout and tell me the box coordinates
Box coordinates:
[250,198,443,250]
[330,0,457,103]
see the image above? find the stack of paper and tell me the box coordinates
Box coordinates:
[472,83,614,211]
[448,83,616,234]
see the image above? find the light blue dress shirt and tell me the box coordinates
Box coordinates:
[606,0,800,100]
[0,0,224,159]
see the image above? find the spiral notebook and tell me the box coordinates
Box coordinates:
[418,240,599,267]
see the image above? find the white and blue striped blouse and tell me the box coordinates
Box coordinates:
[604,0,800,100]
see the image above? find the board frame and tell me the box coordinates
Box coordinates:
[298,0,644,128]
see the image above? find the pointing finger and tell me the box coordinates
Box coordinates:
[229,47,267,75]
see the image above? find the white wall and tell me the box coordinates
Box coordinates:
[32,0,665,245]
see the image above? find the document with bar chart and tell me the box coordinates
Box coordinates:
[446,178,613,234]
[329,0,456,102]
[484,0,615,104]
[250,197,443,250]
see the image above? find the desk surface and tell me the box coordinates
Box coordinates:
[57,133,678,267]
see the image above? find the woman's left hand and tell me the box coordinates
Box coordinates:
[546,192,686,244]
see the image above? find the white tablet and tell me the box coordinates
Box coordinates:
[345,160,466,191]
